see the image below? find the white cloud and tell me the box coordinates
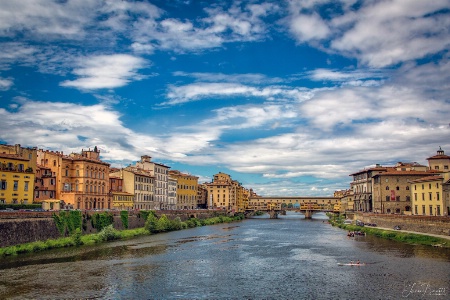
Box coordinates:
[164,82,314,106]
[289,13,330,41]
[0,78,13,90]
[285,0,450,67]
[60,54,148,90]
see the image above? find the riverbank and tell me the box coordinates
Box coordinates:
[0,213,245,257]
[328,215,450,248]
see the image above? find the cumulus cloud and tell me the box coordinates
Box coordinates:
[60,54,148,90]
[0,78,13,90]
[285,0,450,67]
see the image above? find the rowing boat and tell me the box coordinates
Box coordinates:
[337,263,366,266]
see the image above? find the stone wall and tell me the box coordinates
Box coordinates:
[0,210,230,248]
[355,213,450,236]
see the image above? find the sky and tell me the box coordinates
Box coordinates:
[0,0,449,197]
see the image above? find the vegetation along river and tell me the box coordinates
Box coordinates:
[0,212,449,299]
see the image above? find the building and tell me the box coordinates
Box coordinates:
[34,165,57,204]
[205,172,248,212]
[110,166,156,210]
[0,144,38,173]
[0,153,35,204]
[169,170,199,210]
[410,147,450,216]
[410,174,450,216]
[135,155,170,208]
[197,184,208,209]
[372,169,436,214]
[109,176,134,210]
[37,147,110,210]
[349,164,389,212]
[167,176,177,210]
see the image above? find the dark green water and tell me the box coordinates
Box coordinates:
[0,212,449,299]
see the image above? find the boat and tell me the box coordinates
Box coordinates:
[337,263,366,266]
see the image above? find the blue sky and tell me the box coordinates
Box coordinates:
[0,0,449,197]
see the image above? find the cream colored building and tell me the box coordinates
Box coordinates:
[110,166,157,210]
[167,176,177,210]
[134,155,170,208]
[206,172,238,211]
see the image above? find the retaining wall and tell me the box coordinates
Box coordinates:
[355,213,450,236]
[0,210,229,248]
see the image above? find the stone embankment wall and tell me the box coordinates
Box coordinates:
[0,210,228,248]
[355,213,450,236]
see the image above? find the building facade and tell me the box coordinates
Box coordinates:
[169,170,199,210]
[135,155,170,208]
[37,147,110,210]
[110,166,157,210]
[34,165,57,203]
[0,154,35,204]
[109,176,134,210]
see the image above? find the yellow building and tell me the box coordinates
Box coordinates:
[410,147,450,216]
[410,174,450,216]
[0,153,35,204]
[0,144,37,173]
[169,170,198,210]
[111,192,135,210]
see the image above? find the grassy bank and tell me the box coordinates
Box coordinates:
[328,214,449,248]
[0,213,245,258]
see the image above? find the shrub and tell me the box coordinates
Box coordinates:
[155,214,171,232]
[145,212,158,233]
[97,224,120,241]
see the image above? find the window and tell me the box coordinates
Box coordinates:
[406,196,410,201]
[435,166,439,170]
[0,180,6,190]
[437,192,440,201]
[421,184,424,190]
[13,181,18,191]
[386,186,389,190]
[437,205,441,215]
[422,205,425,215]
[414,185,417,190]
[24,181,29,191]
[429,193,432,201]
[396,186,400,191]
[396,196,400,201]
[429,205,433,216]
[422,193,425,201]
[406,186,409,190]
[444,165,448,170]
[385,196,390,202]
[414,193,417,201]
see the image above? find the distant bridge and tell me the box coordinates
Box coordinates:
[247,196,340,219]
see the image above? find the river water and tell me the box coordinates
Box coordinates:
[0,212,449,299]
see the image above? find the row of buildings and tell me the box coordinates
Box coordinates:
[336,147,450,217]
[0,144,253,212]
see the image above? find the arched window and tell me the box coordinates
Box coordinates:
[386,186,389,190]
[406,186,410,190]
[396,186,400,190]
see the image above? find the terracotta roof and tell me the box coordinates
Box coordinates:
[409,175,443,183]
[427,154,450,160]
[372,170,438,176]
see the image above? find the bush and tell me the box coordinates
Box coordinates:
[97,224,120,241]
[155,214,171,232]
[72,228,83,246]
[91,212,114,232]
[145,212,158,233]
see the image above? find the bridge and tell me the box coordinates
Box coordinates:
[246,196,340,219]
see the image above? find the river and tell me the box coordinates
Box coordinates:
[0,212,449,299]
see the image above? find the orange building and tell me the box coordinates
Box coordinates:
[37,146,110,209]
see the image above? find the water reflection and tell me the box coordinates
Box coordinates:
[0,217,449,299]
